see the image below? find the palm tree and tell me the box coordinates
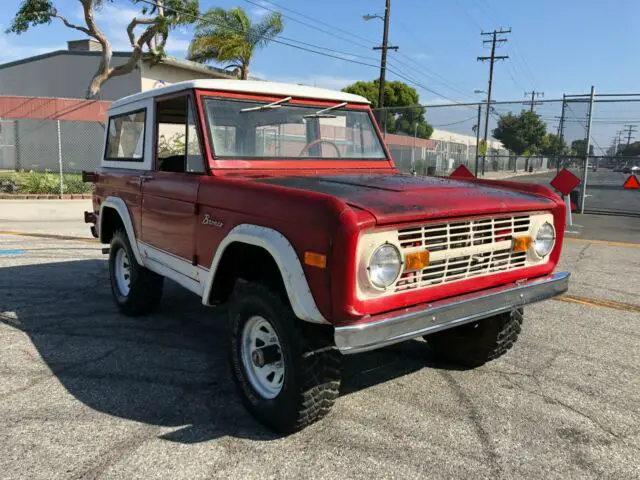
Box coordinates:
[188,7,283,80]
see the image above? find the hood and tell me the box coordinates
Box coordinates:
[256,174,556,225]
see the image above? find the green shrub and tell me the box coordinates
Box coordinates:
[6,171,91,194]
[62,174,92,194]
[20,171,60,194]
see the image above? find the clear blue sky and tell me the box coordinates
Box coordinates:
[2,0,640,148]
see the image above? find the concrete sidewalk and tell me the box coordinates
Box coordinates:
[481,169,554,180]
[0,199,92,238]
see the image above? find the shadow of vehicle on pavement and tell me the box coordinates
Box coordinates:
[0,259,454,443]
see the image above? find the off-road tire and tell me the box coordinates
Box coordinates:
[108,229,163,316]
[228,281,341,434]
[424,309,523,368]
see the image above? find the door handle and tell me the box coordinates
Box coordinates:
[138,174,153,182]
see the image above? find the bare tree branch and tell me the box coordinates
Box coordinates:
[52,14,91,36]
[126,17,157,47]
[80,0,114,98]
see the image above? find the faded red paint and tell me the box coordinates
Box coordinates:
[384,133,435,149]
[91,86,566,325]
[0,96,109,122]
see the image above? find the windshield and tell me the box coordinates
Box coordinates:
[202,97,387,160]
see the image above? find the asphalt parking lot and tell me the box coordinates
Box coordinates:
[1,203,639,479]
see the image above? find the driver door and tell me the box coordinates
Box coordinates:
[140,93,206,272]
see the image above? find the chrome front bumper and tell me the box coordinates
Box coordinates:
[335,272,570,354]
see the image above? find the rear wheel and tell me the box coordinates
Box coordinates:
[228,282,341,433]
[425,309,523,368]
[108,229,163,316]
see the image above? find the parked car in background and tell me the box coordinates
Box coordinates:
[83,80,570,433]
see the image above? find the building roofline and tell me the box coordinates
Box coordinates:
[0,50,132,70]
[0,50,236,79]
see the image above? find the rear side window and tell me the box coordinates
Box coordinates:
[105,110,146,161]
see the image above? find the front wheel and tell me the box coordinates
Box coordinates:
[228,282,341,433]
[108,229,163,316]
[425,309,523,368]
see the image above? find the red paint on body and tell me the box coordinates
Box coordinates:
[92,86,567,326]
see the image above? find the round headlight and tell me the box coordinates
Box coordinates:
[534,222,555,257]
[368,243,402,288]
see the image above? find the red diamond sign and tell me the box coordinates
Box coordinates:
[449,164,475,179]
[550,168,581,196]
[623,175,640,190]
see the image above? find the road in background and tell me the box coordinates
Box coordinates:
[508,168,640,216]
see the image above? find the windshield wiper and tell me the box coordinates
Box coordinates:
[303,101,348,118]
[240,96,292,112]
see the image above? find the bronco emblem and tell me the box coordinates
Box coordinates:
[202,214,224,228]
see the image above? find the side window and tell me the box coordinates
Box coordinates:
[105,110,145,160]
[156,96,205,174]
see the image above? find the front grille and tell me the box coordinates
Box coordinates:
[395,215,531,292]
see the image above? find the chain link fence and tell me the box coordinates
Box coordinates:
[374,101,567,177]
[0,96,108,195]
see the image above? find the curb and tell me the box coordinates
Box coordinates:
[0,194,92,199]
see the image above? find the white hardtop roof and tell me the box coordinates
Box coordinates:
[110,79,370,109]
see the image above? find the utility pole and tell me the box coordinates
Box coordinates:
[366,0,398,118]
[477,28,510,175]
[623,124,637,150]
[474,103,482,176]
[557,94,566,172]
[579,86,595,215]
[524,91,544,112]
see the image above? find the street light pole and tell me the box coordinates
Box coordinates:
[365,1,398,129]
[474,103,482,176]
[375,0,392,110]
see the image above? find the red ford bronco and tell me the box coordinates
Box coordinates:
[84,80,569,433]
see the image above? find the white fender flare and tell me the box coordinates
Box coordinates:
[202,224,328,324]
[99,197,144,265]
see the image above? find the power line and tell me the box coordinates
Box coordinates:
[472,0,539,89]
[524,90,544,112]
[505,61,526,91]
[243,0,373,51]
[254,0,478,102]
[453,0,483,30]
[388,57,477,100]
[471,0,499,26]
[253,0,378,47]
[432,116,477,127]
[133,0,460,103]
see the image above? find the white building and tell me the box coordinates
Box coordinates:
[0,39,234,101]
[430,128,504,151]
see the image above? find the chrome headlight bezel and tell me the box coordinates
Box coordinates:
[367,243,402,289]
[534,221,556,258]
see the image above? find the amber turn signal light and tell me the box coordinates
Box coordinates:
[404,251,430,271]
[304,251,327,268]
[512,236,533,253]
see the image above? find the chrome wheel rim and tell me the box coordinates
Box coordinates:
[241,315,285,399]
[114,248,131,296]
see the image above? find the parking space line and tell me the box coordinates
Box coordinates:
[0,230,97,243]
[555,294,640,312]
[565,237,640,249]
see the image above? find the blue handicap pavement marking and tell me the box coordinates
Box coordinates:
[0,250,26,256]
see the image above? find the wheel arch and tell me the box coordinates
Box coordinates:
[203,224,328,324]
[99,197,144,265]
